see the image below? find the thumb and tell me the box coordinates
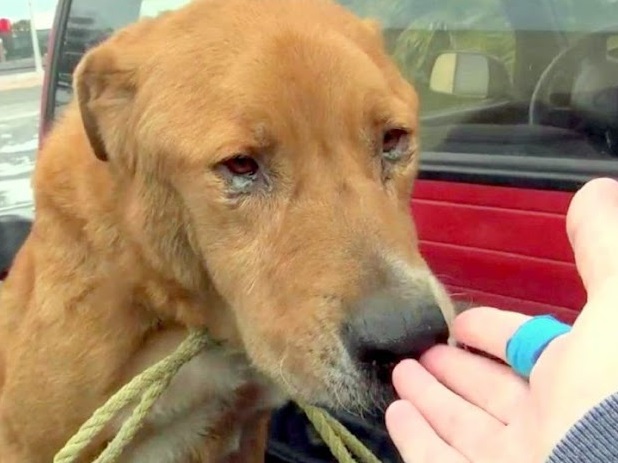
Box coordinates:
[567,177,618,299]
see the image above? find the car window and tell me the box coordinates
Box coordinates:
[44,0,618,191]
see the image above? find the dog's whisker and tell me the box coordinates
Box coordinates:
[276,343,297,398]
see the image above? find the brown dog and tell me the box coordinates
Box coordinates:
[0,0,455,461]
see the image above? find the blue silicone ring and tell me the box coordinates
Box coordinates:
[505,315,572,379]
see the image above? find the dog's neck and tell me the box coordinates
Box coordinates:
[100,328,284,462]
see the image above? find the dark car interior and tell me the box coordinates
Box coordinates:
[0,215,30,279]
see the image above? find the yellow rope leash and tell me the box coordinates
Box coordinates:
[53,331,212,463]
[53,330,383,463]
[300,404,382,463]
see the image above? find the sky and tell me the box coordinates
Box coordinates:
[1,0,58,28]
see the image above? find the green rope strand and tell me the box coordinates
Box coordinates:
[53,330,383,463]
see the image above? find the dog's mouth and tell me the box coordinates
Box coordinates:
[277,335,435,416]
[358,358,400,413]
[370,358,400,387]
[307,357,400,417]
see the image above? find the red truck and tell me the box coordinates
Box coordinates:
[1,0,617,461]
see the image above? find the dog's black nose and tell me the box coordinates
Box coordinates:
[342,290,449,381]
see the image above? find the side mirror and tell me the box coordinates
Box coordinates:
[429,51,511,99]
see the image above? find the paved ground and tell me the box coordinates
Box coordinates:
[0,58,36,74]
[0,85,41,220]
[0,71,44,92]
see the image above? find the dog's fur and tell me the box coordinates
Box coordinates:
[0,0,454,461]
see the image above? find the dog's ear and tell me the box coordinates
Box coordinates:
[73,46,138,163]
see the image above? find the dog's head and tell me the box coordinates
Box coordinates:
[73,0,454,412]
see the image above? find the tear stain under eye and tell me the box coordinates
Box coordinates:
[230,174,256,192]
[382,137,410,162]
[227,172,274,197]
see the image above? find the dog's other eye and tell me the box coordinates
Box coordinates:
[221,155,260,177]
[381,128,411,163]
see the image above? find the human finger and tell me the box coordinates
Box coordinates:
[392,359,504,461]
[452,307,531,362]
[385,400,469,463]
[420,345,529,424]
[566,177,618,297]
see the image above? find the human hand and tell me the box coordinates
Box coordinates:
[385,177,618,463]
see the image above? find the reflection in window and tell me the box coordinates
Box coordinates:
[343,0,618,160]
[341,0,515,114]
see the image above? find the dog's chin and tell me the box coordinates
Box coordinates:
[297,365,398,418]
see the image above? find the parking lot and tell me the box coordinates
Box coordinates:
[0,78,41,219]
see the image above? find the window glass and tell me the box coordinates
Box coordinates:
[555,0,618,37]
[340,0,515,113]
[342,0,618,160]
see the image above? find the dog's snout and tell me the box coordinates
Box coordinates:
[342,290,449,378]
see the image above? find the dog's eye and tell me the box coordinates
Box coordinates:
[221,155,259,177]
[381,128,410,162]
[218,154,264,195]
